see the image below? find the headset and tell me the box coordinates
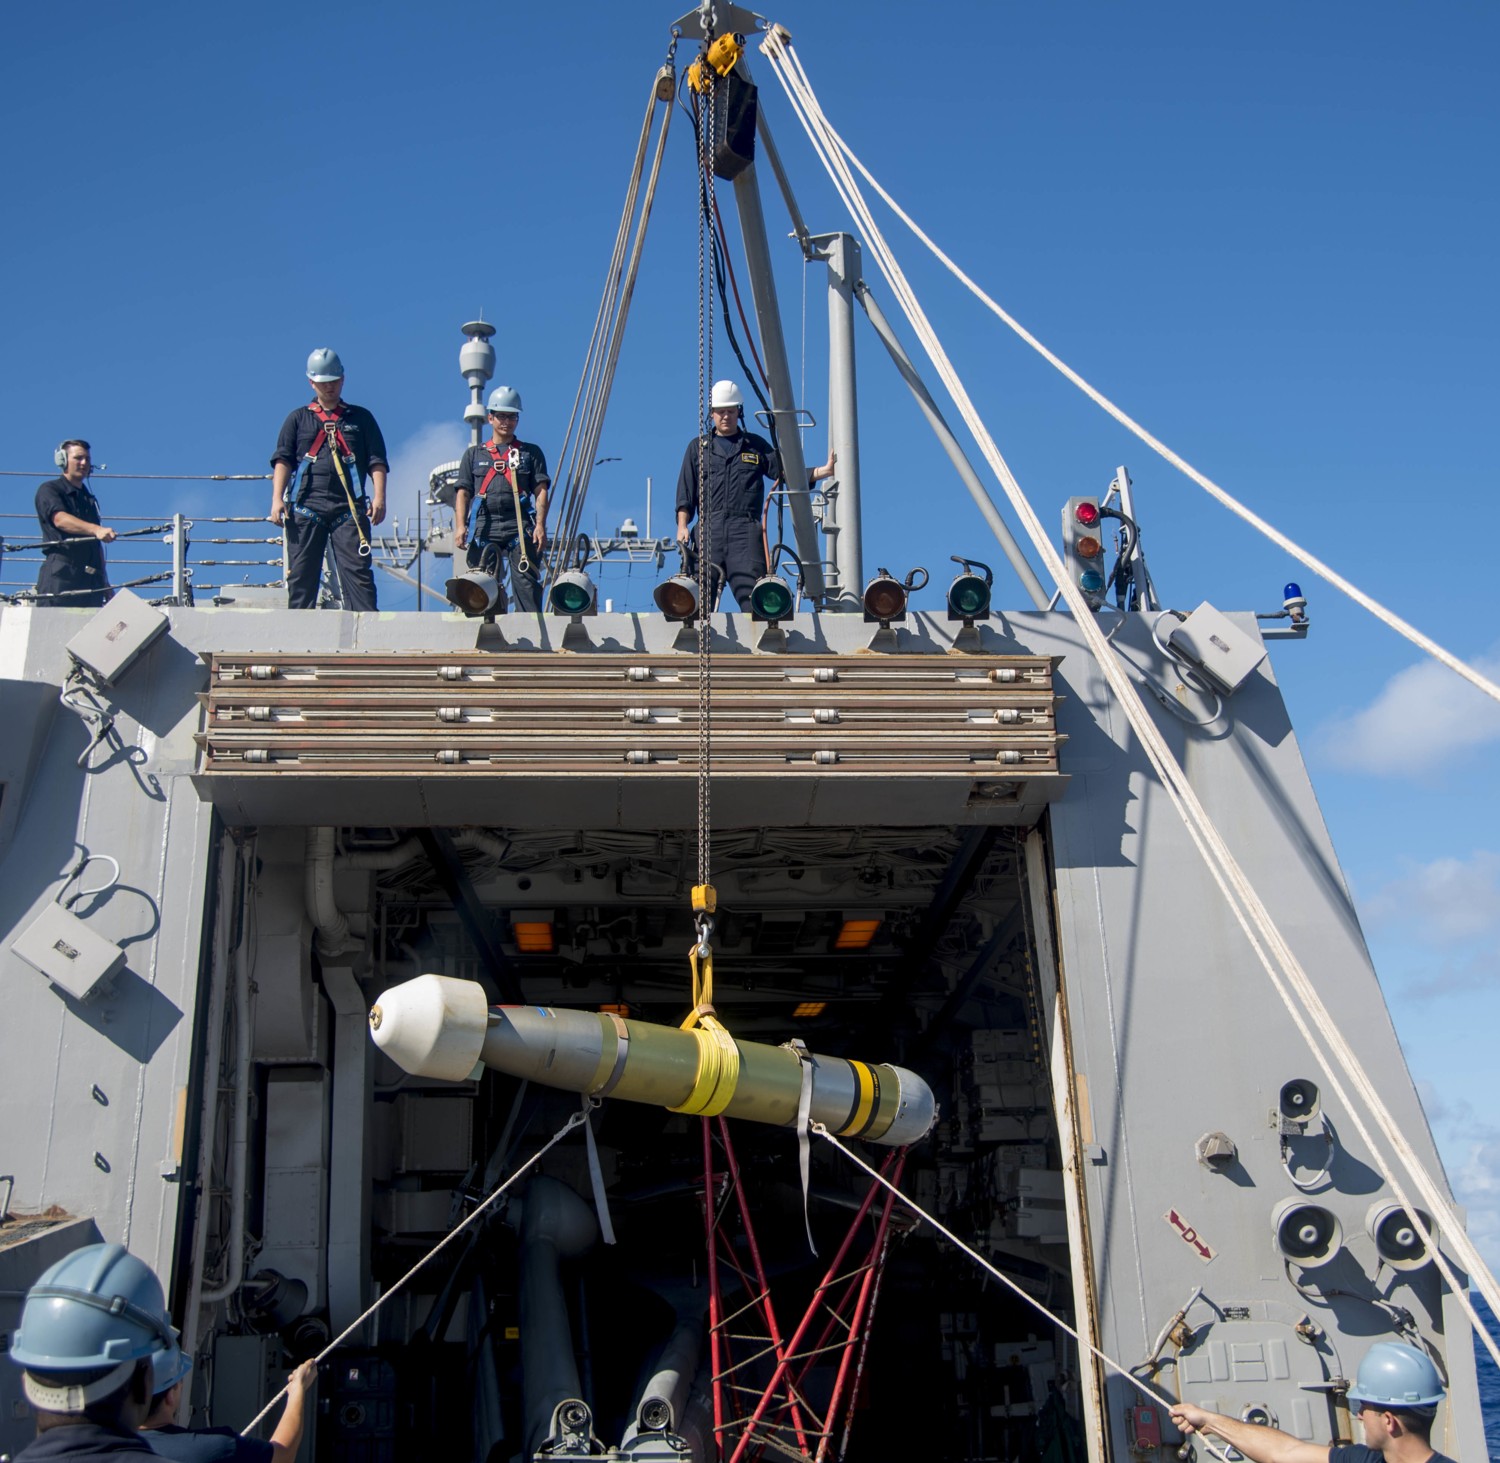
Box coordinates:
[54,439,92,470]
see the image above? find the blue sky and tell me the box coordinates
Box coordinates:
[3,4,1499,1258]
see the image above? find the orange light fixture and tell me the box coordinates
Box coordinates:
[834,918,881,950]
[512,921,555,953]
[793,1001,827,1018]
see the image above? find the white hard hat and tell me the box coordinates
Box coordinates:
[710,380,743,410]
[488,386,522,415]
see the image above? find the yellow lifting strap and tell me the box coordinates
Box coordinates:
[669,940,741,1118]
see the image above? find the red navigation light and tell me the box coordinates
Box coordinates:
[1074,502,1101,528]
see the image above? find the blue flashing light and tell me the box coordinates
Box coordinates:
[1284,582,1303,601]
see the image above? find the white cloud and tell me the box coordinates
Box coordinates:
[1363,851,1500,944]
[1315,650,1500,776]
[385,420,470,509]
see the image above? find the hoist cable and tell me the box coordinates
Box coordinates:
[762,29,1500,1375]
[558,84,676,561]
[240,1105,590,1437]
[794,68,1500,711]
[550,61,675,569]
[695,73,716,893]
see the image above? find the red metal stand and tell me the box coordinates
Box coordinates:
[700,1118,907,1462]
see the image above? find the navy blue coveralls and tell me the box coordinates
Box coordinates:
[455,439,550,613]
[270,402,387,610]
[34,476,110,607]
[675,428,781,611]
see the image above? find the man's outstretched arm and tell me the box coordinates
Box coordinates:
[1170,1403,1332,1463]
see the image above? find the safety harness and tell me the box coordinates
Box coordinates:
[288,402,372,556]
[472,441,532,576]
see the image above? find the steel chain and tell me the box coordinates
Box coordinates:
[695,59,717,893]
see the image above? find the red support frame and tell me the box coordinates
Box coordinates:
[700,1117,907,1463]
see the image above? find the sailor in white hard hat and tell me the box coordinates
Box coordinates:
[1171,1340,1453,1463]
[452,385,551,612]
[268,348,389,611]
[673,380,834,612]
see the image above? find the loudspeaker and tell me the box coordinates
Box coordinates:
[1279,1078,1321,1126]
[1366,1201,1434,1272]
[1271,1198,1342,1265]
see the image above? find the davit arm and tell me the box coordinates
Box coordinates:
[368,974,936,1148]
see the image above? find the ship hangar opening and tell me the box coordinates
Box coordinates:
[191,811,1083,1463]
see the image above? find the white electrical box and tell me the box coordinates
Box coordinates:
[10,902,127,1001]
[65,589,169,685]
[1167,602,1267,695]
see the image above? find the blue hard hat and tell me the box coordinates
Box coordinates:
[151,1342,192,1397]
[1347,1341,1445,1413]
[10,1242,174,1372]
[307,348,344,382]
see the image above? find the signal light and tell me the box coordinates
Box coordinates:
[654,575,699,622]
[444,569,501,617]
[1062,497,1108,612]
[862,570,908,624]
[749,575,794,623]
[793,1001,827,1019]
[946,556,993,623]
[548,571,596,617]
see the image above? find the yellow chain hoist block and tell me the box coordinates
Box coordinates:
[706,32,743,77]
[691,884,717,916]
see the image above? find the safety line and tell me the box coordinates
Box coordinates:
[774,59,1500,710]
[239,1106,589,1436]
[762,29,1500,1372]
[812,1126,1218,1443]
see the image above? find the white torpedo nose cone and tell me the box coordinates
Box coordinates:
[368,973,489,1081]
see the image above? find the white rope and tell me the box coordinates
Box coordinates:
[812,1125,1227,1449]
[240,1105,590,1436]
[778,58,1500,712]
[761,28,1500,1373]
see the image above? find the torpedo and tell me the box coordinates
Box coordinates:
[369,973,937,1147]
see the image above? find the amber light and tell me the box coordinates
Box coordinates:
[513,921,555,953]
[793,1001,827,1018]
[834,918,881,950]
[1076,535,1103,560]
[599,1002,632,1017]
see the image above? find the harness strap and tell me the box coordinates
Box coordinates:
[305,402,355,464]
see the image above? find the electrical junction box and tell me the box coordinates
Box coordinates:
[1167,602,1267,695]
[65,589,168,685]
[10,901,127,1001]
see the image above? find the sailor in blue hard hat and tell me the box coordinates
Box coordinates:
[1171,1339,1452,1463]
[138,1343,316,1462]
[6,1241,174,1459]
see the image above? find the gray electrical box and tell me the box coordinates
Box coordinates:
[1167,602,1267,695]
[10,901,127,1001]
[65,589,169,685]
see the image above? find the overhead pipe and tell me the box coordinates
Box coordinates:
[368,974,936,1148]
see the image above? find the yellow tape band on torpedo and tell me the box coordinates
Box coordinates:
[668,1018,741,1117]
[838,1059,877,1137]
